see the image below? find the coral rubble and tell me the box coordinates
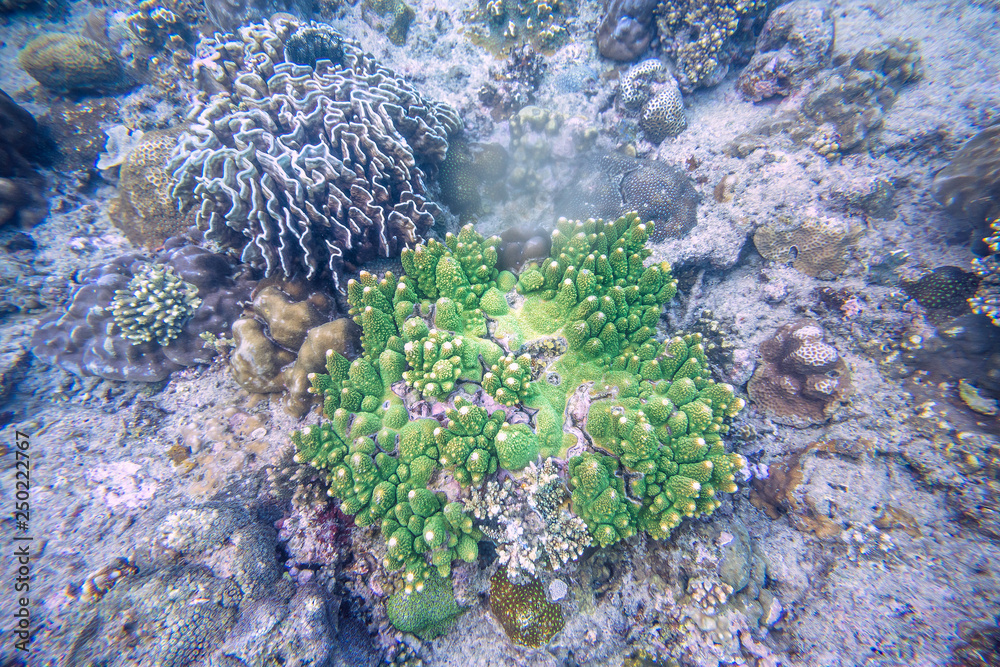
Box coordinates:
[169,18,462,290]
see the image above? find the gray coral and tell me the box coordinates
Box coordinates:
[169,18,462,290]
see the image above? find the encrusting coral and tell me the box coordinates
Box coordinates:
[290,213,746,641]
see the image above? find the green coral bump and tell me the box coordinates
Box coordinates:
[291,215,746,629]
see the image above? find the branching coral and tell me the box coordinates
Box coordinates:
[110,263,202,347]
[290,213,746,638]
[655,0,768,91]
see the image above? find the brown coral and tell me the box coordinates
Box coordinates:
[747,319,852,427]
[228,283,362,417]
[107,128,188,248]
[18,33,130,94]
[753,216,863,278]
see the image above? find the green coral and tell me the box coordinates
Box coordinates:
[386,572,463,640]
[483,353,533,405]
[292,216,746,625]
[110,263,202,346]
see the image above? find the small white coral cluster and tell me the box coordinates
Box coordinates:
[465,459,591,581]
[110,263,201,347]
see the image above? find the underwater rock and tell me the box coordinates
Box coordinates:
[31,235,254,382]
[933,122,1000,224]
[747,319,852,427]
[736,0,835,102]
[0,89,50,228]
[596,0,658,61]
[170,18,462,290]
[19,33,131,94]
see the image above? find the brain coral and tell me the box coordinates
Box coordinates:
[290,213,746,613]
[19,33,130,94]
[753,215,863,279]
[32,235,254,382]
[747,319,851,427]
[169,18,462,290]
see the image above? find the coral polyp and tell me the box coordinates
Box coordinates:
[291,213,745,634]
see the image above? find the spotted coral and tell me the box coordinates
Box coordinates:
[489,568,564,647]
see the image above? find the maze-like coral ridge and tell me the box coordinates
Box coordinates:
[169,18,462,289]
[291,213,746,622]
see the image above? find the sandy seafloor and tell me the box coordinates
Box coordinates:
[0,0,999,664]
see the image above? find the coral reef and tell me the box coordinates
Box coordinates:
[654,0,768,91]
[728,39,923,160]
[31,235,254,382]
[464,0,570,55]
[799,39,923,155]
[0,89,50,228]
[291,214,746,609]
[747,319,852,427]
[108,128,189,249]
[228,283,361,416]
[933,123,1000,224]
[735,0,835,102]
[596,0,658,61]
[169,18,462,290]
[489,568,564,647]
[18,33,131,94]
[557,153,700,242]
[40,97,120,173]
[753,215,864,279]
